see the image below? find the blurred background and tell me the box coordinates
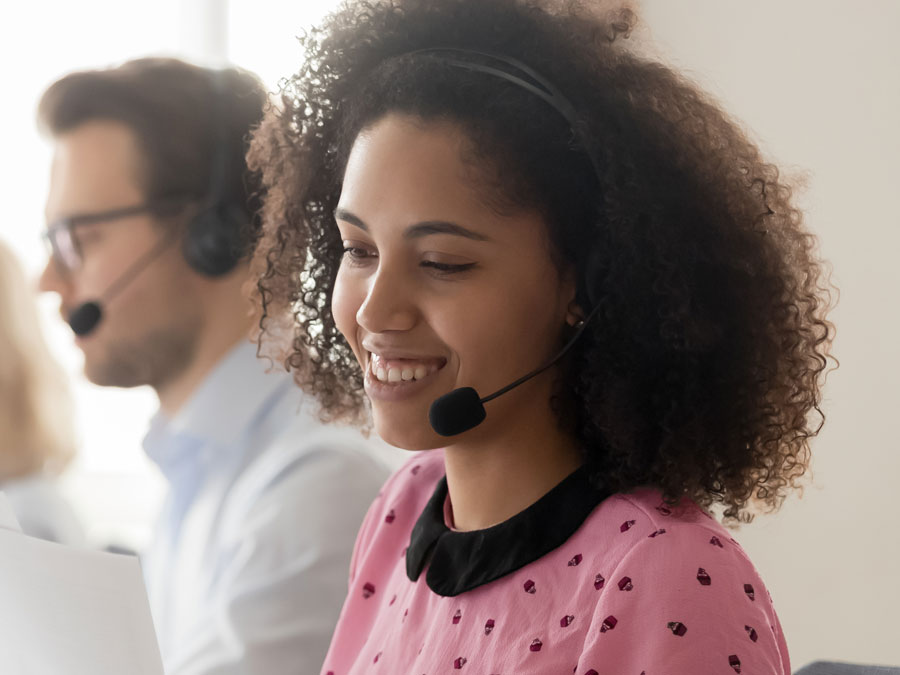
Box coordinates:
[0,0,896,667]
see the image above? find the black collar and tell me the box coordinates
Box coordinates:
[406,466,611,597]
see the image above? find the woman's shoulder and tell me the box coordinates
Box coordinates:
[375,450,445,517]
[591,487,732,538]
[568,488,790,673]
[348,450,445,576]
[564,486,768,602]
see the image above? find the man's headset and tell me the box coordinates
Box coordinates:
[182,69,247,277]
[67,69,249,337]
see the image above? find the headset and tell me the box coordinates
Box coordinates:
[181,68,247,278]
[402,48,610,437]
[406,48,606,308]
[67,68,249,336]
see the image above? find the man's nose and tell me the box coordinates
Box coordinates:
[38,257,68,297]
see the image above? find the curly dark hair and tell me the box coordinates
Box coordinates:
[247,0,834,522]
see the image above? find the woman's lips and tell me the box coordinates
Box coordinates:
[363,352,447,401]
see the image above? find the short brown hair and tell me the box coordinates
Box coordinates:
[38,57,267,239]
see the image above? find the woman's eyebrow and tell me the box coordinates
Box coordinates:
[334,207,368,231]
[334,207,490,241]
[404,221,489,241]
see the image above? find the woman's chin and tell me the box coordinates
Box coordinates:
[374,418,448,452]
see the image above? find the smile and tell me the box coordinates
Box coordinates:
[367,352,445,384]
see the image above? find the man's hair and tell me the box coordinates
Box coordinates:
[38,57,267,240]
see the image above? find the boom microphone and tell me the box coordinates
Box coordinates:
[428,305,600,437]
[67,232,177,337]
[67,301,103,337]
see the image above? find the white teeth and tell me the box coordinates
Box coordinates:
[369,353,439,384]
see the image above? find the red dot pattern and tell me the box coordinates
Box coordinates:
[319,453,791,675]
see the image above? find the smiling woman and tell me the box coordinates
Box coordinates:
[247,0,833,672]
[332,116,577,456]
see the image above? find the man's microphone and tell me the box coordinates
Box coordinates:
[67,233,177,337]
[428,304,600,437]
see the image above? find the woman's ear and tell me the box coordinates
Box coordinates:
[560,266,584,327]
[566,299,585,327]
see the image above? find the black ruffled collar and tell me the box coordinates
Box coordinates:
[406,466,611,597]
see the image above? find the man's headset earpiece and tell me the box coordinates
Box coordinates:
[65,69,250,337]
[181,70,247,277]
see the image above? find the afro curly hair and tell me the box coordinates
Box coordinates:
[248,0,834,522]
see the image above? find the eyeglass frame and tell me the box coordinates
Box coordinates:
[42,200,188,275]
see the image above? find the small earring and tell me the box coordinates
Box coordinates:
[574,319,585,329]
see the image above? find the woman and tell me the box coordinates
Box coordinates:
[248,0,832,672]
[0,241,83,544]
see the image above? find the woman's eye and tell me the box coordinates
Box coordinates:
[420,260,478,275]
[341,244,376,266]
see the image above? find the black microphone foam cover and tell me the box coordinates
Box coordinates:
[429,387,487,437]
[68,302,103,337]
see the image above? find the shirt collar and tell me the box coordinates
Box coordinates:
[406,465,611,597]
[143,341,295,478]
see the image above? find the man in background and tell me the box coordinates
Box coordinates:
[37,58,386,674]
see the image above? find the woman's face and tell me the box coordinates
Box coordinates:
[333,114,577,450]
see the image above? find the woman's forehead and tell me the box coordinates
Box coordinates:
[339,114,545,240]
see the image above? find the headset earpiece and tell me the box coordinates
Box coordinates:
[183,201,245,277]
[182,70,246,278]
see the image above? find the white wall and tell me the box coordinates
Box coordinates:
[638,0,900,666]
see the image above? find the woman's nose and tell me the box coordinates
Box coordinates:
[356,264,418,334]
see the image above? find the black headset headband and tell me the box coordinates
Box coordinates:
[401,48,606,309]
[206,69,230,211]
[403,48,603,183]
[180,68,246,277]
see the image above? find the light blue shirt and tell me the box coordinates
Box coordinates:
[141,342,388,675]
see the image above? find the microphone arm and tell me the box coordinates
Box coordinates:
[480,304,600,404]
[98,230,179,304]
[67,230,178,337]
[428,304,600,436]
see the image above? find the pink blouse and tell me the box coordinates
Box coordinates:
[321,450,790,674]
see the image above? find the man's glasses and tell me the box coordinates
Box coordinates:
[42,202,183,274]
